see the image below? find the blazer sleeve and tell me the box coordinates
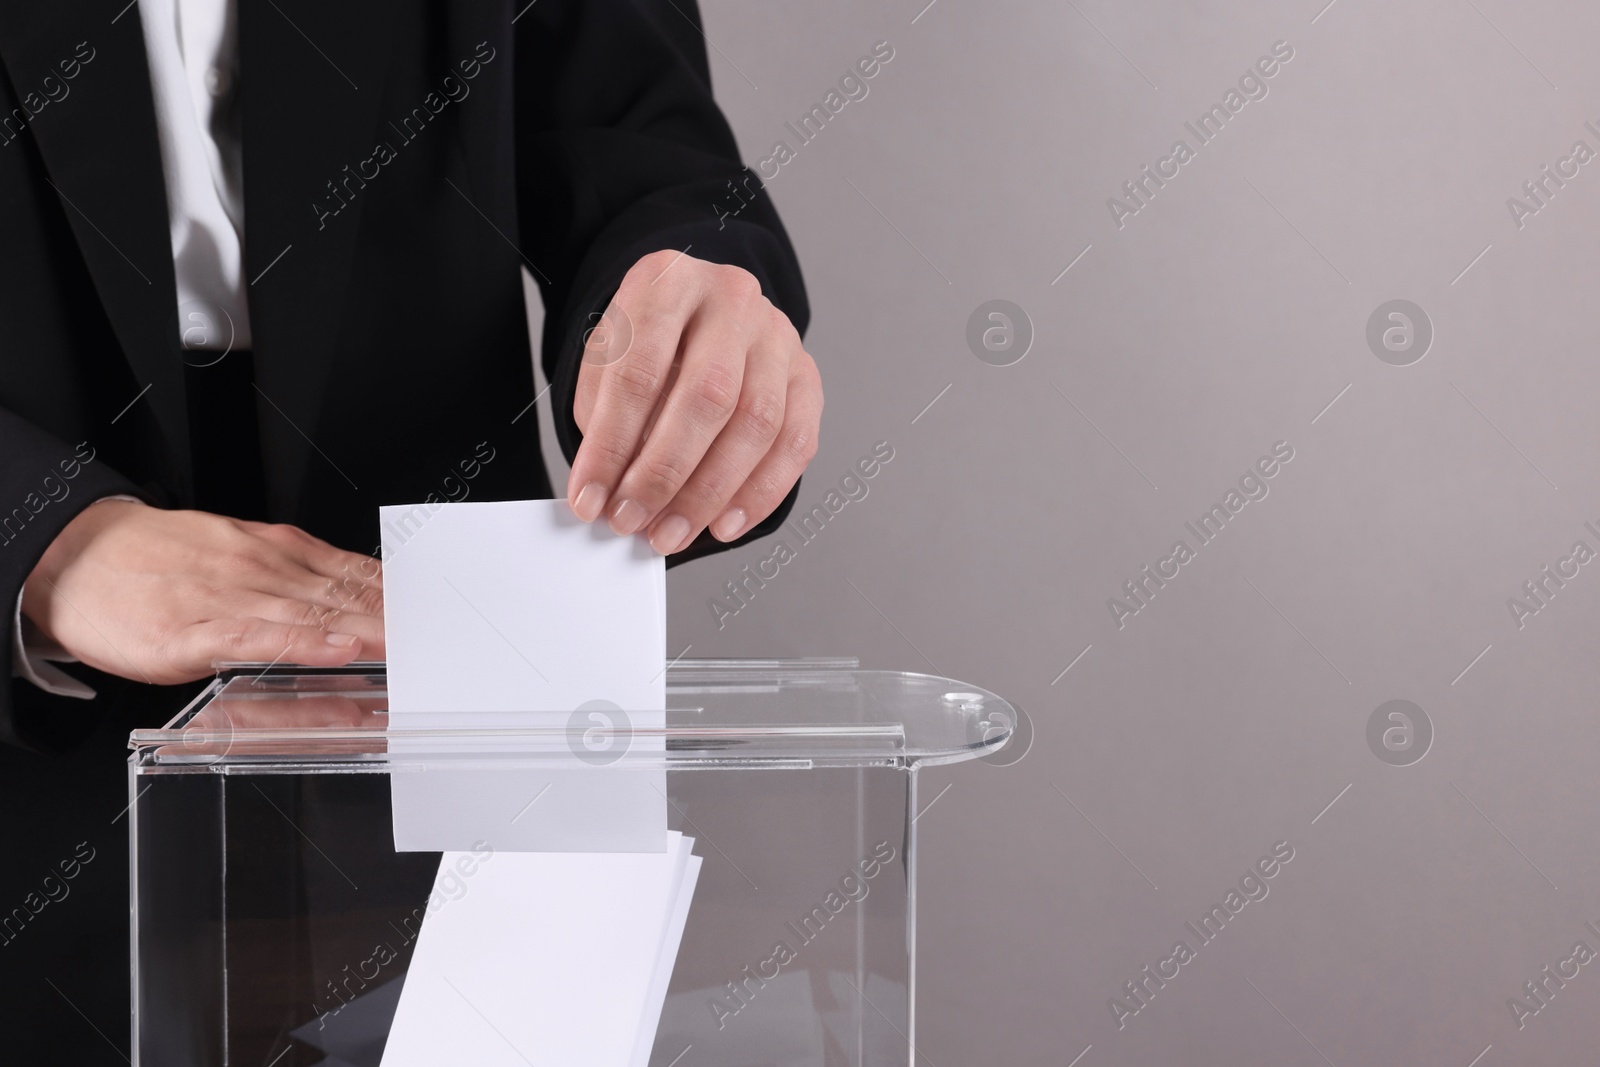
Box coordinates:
[514,0,808,567]
[0,409,151,750]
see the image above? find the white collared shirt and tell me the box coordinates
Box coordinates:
[139,0,251,350]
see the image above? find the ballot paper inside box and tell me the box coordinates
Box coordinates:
[127,658,1018,1067]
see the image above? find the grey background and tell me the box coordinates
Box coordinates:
[531,1,1600,1062]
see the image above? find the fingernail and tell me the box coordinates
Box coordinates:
[572,482,609,522]
[609,498,649,535]
[711,507,747,542]
[650,515,692,555]
[326,632,359,648]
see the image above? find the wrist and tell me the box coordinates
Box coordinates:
[21,497,144,633]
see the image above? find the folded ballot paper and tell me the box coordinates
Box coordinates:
[376,500,698,1067]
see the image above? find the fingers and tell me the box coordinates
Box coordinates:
[296,571,385,620]
[567,253,701,524]
[606,295,758,543]
[234,522,384,621]
[643,317,791,554]
[571,303,636,433]
[178,617,366,675]
[242,521,383,592]
[705,348,822,542]
[244,595,387,658]
[566,252,820,551]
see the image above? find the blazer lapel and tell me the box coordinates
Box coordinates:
[0,2,188,483]
[237,0,392,514]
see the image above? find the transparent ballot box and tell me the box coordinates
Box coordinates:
[127,659,1016,1066]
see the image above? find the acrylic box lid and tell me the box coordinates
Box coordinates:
[128,659,1019,771]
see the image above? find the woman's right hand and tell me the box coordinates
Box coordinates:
[21,499,385,685]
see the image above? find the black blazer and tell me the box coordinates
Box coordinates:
[0,0,807,750]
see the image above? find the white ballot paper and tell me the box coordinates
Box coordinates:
[382,835,702,1067]
[377,500,697,1067]
[381,499,667,853]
